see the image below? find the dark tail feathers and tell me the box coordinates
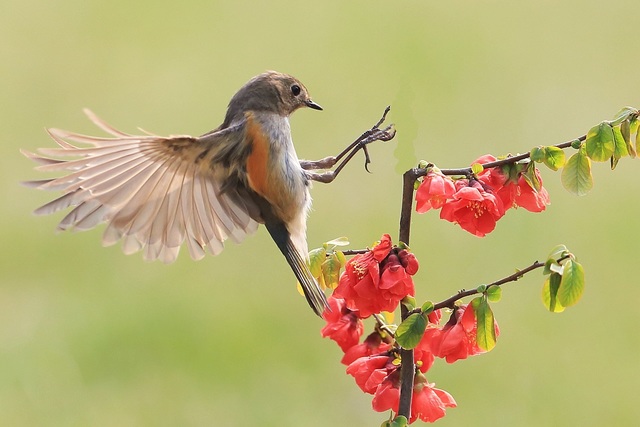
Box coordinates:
[265,222,329,316]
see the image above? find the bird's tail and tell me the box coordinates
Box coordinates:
[265,222,328,317]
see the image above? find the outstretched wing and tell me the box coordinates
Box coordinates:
[22,110,259,264]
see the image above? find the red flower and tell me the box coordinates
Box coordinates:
[414,309,442,373]
[440,181,505,237]
[321,296,364,352]
[341,332,392,366]
[378,251,416,305]
[430,304,499,363]
[346,354,396,394]
[415,171,456,213]
[514,171,550,212]
[371,370,401,413]
[410,373,457,424]
[371,370,457,424]
[473,154,550,212]
[334,235,418,317]
[414,327,439,373]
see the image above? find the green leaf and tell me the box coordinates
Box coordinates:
[421,300,434,315]
[395,312,427,349]
[621,119,636,159]
[401,296,417,311]
[611,125,629,170]
[308,247,326,278]
[557,259,585,307]
[521,162,542,191]
[471,162,484,175]
[636,118,640,160]
[585,122,615,162]
[611,106,639,125]
[486,285,502,302]
[389,416,408,427]
[542,272,565,312]
[561,149,593,196]
[326,236,350,247]
[530,146,545,163]
[547,244,569,260]
[321,252,344,290]
[542,146,566,171]
[472,296,497,352]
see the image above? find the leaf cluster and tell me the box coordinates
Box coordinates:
[532,107,639,196]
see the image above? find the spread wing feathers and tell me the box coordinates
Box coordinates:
[23,110,259,264]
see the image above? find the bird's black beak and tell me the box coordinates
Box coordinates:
[306,100,323,111]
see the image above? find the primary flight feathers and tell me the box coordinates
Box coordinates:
[23,109,259,264]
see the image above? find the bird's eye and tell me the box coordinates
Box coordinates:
[291,84,301,96]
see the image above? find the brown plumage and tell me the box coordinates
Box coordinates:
[23,71,329,316]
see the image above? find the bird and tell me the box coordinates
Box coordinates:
[22,71,330,316]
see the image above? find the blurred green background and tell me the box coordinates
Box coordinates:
[2,1,639,425]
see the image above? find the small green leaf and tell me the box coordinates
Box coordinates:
[585,122,615,162]
[557,259,585,307]
[326,236,350,247]
[421,300,434,315]
[389,416,408,427]
[486,285,502,302]
[542,272,565,312]
[322,252,344,289]
[476,284,487,293]
[401,296,417,311]
[472,296,497,352]
[611,126,629,170]
[542,146,566,171]
[530,146,545,162]
[547,244,569,260]
[611,106,638,125]
[471,162,484,175]
[395,312,427,349]
[561,149,593,196]
[308,247,326,278]
[621,119,636,159]
[521,162,542,191]
[636,118,640,160]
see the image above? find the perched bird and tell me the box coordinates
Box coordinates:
[22,71,329,316]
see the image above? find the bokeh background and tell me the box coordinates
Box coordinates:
[2,1,639,426]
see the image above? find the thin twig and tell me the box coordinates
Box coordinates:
[411,136,584,179]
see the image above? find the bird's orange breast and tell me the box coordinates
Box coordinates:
[245,113,271,199]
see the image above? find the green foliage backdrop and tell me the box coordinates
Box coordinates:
[2,1,639,425]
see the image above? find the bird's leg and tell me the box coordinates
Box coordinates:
[302,106,396,184]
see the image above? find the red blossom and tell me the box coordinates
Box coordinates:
[346,353,397,394]
[410,373,457,424]
[515,171,550,212]
[321,296,364,352]
[415,171,456,213]
[413,309,443,373]
[341,332,392,366]
[474,154,550,212]
[334,235,418,317]
[439,181,505,237]
[414,327,441,373]
[430,303,500,363]
[371,370,401,413]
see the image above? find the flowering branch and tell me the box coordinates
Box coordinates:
[411,135,584,180]
[412,254,572,315]
[318,106,636,425]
